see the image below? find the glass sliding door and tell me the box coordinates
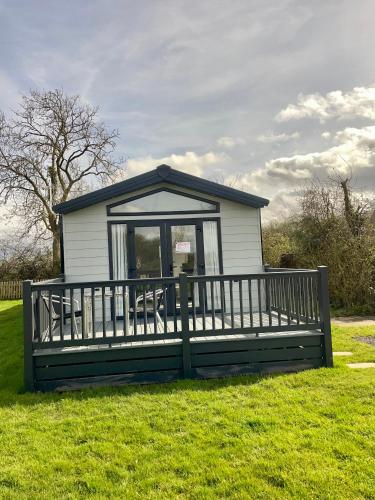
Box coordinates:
[170,225,198,277]
[170,224,199,307]
[134,226,162,279]
[127,224,164,318]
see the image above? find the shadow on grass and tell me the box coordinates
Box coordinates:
[0,301,305,409]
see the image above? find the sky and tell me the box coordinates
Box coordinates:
[0,0,375,223]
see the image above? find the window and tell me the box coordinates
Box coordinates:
[107,188,219,215]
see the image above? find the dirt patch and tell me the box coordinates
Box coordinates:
[332,316,375,327]
[355,336,375,346]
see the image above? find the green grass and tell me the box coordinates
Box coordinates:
[0,301,374,499]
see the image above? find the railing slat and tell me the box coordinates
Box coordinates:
[163,287,168,333]
[307,276,313,323]
[133,285,137,336]
[286,276,292,325]
[173,288,178,333]
[81,288,86,339]
[202,284,206,331]
[113,285,117,337]
[91,287,96,338]
[152,285,157,335]
[220,281,225,332]
[239,280,244,329]
[210,280,215,331]
[248,279,253,328]
[277,276,282,326]
[257,279,262,330]
[143,287,147,335]
[36,290,41,342]
[192,283,197,332]
[229,280,234,329]
[102,287,106,338]
[59,291,64,341]
[313,276,319,324]
[123,285,128,336]
[48,291,53,342]
[302,277,310,323]
[267,277,272,327]
[70,288,74,340]
[295,277,300,325]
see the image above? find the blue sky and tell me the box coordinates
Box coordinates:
[0,0,375,221]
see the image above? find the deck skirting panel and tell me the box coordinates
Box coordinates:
[33,332,325,391]
[191,359,323,379]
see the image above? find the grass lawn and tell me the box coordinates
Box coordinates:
[0,300,374,499]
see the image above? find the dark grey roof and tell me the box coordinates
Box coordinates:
[53,164,269,214]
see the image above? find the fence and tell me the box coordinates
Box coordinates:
[0,279,49,299]
[0,281,23,299]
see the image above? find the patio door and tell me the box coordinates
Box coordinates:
[125,219,221,312]
[128,224,164,279]
[167,222,204,309]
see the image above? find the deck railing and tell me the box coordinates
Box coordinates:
[23,266,333,390]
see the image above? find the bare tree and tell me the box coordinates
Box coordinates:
[329,163,368,237]
[0,89,123,274]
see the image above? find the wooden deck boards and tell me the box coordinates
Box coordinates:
[52,311,293,341]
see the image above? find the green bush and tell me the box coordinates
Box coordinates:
[263,181,375,314]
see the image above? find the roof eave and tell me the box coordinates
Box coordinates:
[53,164,269,214]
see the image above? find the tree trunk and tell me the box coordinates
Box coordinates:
[52,229,61,276]
[340,179,354,230]
[340,179,362,237]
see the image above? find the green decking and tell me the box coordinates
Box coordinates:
[24,268,332,391]
[33,333,325,391]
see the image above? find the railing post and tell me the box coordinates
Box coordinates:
[179,273,191,378]
[23,280,35,391]
[317,266,333,367]
[264,264,271,312]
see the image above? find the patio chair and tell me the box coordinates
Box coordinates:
[129,288,165,331]
[39,293,81,341]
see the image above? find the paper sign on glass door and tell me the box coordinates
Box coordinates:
[175,241,191,253]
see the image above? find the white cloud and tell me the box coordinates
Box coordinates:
[225,125,375,221]
[216,136,246,148]
[126,150,229,178]
[321,131,331,139]
[257,131,300,143]
[275,85,375,123]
